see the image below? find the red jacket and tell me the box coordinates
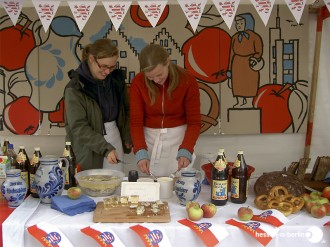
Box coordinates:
[130,71,201,154]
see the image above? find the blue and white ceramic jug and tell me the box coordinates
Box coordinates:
[34,155,68,204]
[1,169,27,208]
[174,168,201,206]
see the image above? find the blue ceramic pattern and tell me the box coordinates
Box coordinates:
[36,165,63,201]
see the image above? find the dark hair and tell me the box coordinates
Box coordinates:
[82,39,118,61]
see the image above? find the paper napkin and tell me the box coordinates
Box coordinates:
[226,218,279,246]
[178,218,229,246]
[81,223,125,246]
[130,223,172,247]
[27,222,74,247]
[252,209,289,227]
[51,195,96,216]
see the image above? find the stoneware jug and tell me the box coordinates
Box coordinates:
[1,169,27,208]
[174,168,202,206]
[34,155,69,204]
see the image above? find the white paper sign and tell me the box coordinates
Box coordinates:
[212,0,240,29]
[102,1,132,31]
[250,0,276,26]
[68,1,97,32]
[121,181,160,201]
[1,0,24,25]
[284,0,307,24]
[32,0,61,32]
[177,0,208,33]
[138,1,168,27]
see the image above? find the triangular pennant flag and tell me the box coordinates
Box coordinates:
[177,0,208,33]
[212,0,240,29]
[130,223,172,246]
[250,0,276,26]
[32,0,61,32]
[137,1,168,28]
[323,0,330,12]
[68,1,97,32]
[1,0,24,25]
[81,224,126,246]
[284,0,307,24]
[102,1,132,31]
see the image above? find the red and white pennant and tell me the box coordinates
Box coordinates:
[102,1,132,31]
[32,0,61,32]
[284,0,307,24]
[1,0,24,25]
[68,1,97,32]
[212,0,241,29]
[250,0,276,26]
[137,1,168,28]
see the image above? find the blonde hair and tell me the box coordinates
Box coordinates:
[139,44,186,104]
[82,39,118,62]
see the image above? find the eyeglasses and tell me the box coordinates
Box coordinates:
[94,56,117,71]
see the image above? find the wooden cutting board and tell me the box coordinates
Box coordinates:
[93,201,171,223]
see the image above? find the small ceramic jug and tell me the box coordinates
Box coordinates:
[1,169,27,208]
[174,168,202,206]
[34,155,69,204]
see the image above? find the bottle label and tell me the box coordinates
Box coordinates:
[212,180,227,200]
[30,174,37,193]
[214,159,226,171]
[65,169,69,185]
[63,148,70,157]
[17,152,26,163]
[234,159,241,168]
[31,155,39,166]
[231,178,240,198]
[21,171,29,189]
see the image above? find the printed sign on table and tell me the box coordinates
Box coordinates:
[251,209,289,227]
[32,0,61,32]
[102,1,132,31]
[130,223,172,246]
[284,0,307,24]
[137,1,168,28]
[27,222,74,247]
[1,0,24,25]
[212,0,240,29]
[250,0,276,26]
[178,218,229,246]
[68,1,97,32]
[81,223,125,247]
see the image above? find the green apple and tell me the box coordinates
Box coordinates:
[318,197,329,204]
[310,191,322,200]
[237,206,253,221]
[67,187,82,200]
[185,201,200,212]
[188,205,203,221]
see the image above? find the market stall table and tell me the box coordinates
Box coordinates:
[2,178,330,247]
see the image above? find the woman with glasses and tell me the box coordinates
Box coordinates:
[64,38,132,171]
[130,44,201,177]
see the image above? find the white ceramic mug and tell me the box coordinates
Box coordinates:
[157,177,174,199]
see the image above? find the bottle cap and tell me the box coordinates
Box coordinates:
[218,150,224,155]
[219,148,224,153]
[20,145,25,149]
[238,150,244,154]
[65,141,71,145]
[35,147,40,151]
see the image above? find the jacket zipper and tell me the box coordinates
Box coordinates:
[161,84,165,128]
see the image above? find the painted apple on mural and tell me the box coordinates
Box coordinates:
[0,19,35,71]
[3,96,43,135]
[130,5,169,27]
[253,84,292,133]
[182,27,231,83]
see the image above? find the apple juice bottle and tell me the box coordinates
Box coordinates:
[230,150,248,204]
[63,141,77,189]
[211,149,228,206]
[30,147,42,198]
[16,145,31,195]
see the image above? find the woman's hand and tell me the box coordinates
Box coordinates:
[137,159,150,174]
[177,156,190,171]
[106,150,119,164]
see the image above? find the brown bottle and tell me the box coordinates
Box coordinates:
[63,141,77,189]
[30,147,42,198]
[2,138,10,156]
[230,150,248,204]
[211,148,228,206]
[16,145,31,195]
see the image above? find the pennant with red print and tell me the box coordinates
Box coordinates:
[177,0,208,33]
[284,0,307,24]
[212,0,240,29]
[1,0,24,25]
[250,0,276,26]
[324,221,330,226]
[323,0,330,12]
[130,223,172,247]
[68,1,97,32]
[226,218,279,246]
[137,1,168,28]
[81,223,125,247]
[178,219,229,246]
[252,209,289,227]
[27,222,74,247]
[102,1,132,31]
[32,0,61,32]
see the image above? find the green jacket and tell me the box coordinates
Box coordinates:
[64,69,131,170]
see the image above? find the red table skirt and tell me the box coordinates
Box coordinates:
[0,201,15,247]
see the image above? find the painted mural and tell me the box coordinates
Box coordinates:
[0,4,309,136]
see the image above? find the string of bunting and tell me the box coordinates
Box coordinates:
[1,0,329,33]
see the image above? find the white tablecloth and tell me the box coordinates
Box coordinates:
[3,178,330,247]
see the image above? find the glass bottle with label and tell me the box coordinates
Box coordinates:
[16,145,31,195]
[211,149,228,206]
[6,144,18,169]
[2,138,10,156]
[30,147,42,198]
[230,150,248,204]
[63,141,77,189]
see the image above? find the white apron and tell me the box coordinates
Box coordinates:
[103,121,124,172]
[145,125,196,177]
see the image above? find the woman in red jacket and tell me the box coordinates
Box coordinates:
[130,44,201,176]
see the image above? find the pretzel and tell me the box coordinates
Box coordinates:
[268,186,288,197]
[290,196,305,213]
[277,202,293,216]
[254,195,269,210]
[267,198,281,209]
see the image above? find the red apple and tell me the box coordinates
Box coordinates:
[237,206,253,221]
[323,203,330,216]
[305,200,318,213]
[201,203,217,218]
[188,205,204,221]
[67,187,82,200]
[185,201,200,213]
[302,193,312,202]
[310,204,326,218]
[322,186,330,200]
